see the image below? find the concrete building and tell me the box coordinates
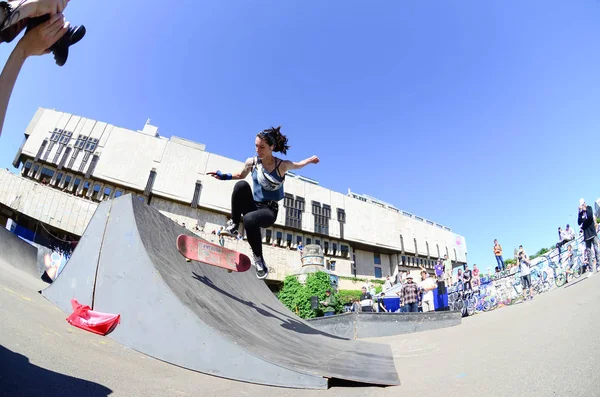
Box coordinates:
[1,108,467,289]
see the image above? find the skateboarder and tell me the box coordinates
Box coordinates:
[208,126,319,279]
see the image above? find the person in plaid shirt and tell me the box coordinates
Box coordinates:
[399,274,419,312]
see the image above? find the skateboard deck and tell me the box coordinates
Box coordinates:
[176,234,251,273]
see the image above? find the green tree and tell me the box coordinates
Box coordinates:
[277,271,339,319]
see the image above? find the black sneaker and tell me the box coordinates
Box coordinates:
[221,219,239,236]
[253,254,269,280]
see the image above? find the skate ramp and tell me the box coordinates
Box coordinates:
[0,226,39,279]
[42,195,400,389]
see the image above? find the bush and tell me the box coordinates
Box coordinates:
[337,289,362,305]
[277,271,339,319]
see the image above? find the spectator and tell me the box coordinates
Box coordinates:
[377,292,387,313]
[443,254,452,287]
[578,198,599,276]
[383,275,393,292]
[399,274,419,312]
[319,289,337,317]
[493,239,505,271]
[472,264,480,288]
[359,286,373,312]
[518,249,533,301]
[418,270,436,313]
[462,264,472,292]
[434,258,446,294]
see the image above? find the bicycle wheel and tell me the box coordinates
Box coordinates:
[555,272,566,287]
[573,266,582,278]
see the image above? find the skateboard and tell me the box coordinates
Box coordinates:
[176,234,251,273]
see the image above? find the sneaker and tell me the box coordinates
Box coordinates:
[221,219,239,236]
[253,254,269,280]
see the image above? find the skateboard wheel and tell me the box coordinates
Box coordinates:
[186,258,191,262]
[227,269,233,273]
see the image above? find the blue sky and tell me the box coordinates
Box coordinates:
[0,0,598,273]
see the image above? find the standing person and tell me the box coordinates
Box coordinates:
[434,258,446,294]
[578,198,600,276]
[443,254,452,287]
[472,264,480,289]
[519,250,533,301]
[359,286,373,312]
[208,126,319,279]
[418,270,436,313]
[319,289,337,317]
[399,275,419,312]
[493,239,505,271]
[462,264,473,292]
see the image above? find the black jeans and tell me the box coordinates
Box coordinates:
[231,181,278,258]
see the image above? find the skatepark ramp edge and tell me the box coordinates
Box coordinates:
[41,194,401,389]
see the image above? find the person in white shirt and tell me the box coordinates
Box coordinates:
[418,270,436,313]
[519,251,533,301]
[383,275,393,292]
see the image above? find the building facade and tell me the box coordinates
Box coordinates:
[1,108,468,289]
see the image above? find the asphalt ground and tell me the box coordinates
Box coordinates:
[1,261,599,397]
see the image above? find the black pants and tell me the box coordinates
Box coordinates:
[231,181,278,258]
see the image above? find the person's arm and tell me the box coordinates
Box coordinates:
[208,157,254,181]
[1,0,67,31]
[280,155,320,173]
[0,13,66,136]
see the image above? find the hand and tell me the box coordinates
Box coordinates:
[16,13,68,57]
[28,0,70,18]
[306,155,319,165]
[207,171,231,180]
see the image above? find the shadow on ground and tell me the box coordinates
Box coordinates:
[0,344,113,397]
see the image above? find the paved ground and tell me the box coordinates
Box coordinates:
[1,261,599,396]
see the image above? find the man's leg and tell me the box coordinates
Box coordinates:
[593,236,600,271]
[585,239,595,275]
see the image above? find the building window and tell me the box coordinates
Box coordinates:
[284,193,302,229]
[312,201,329,235]
[72,177,82,192]
[315,239,321,247]
[50,129,61,142]
[286,233,292,246]
[306,237,312,245]
[296,235,303,245]
[61,175,72,189]
[74,134,88,149]
[103,186,113,199]
[374,253,381,265]
[40,167,54,181]
[401,255,406,266]
[264,230,272,244]
[81,181,91,197]
[341,244,349,257]
[374,267,382,279]
[55,172,64,186]
[114,189,123,198]
[276,231,283,245]
[330,261,336,271]
[337,208,346,223]
[323,204,331,219]
[59,130,72,144]
[191,180,202,208]
[324,241,329,253]
[332,243,338,255]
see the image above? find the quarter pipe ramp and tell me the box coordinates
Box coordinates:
[41,195,400,389]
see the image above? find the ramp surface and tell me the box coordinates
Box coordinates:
[42,195,400,389]
[0,226,39,279]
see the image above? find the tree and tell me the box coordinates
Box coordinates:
[277,271,339,319]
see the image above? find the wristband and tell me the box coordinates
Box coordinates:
[216,170,232,180]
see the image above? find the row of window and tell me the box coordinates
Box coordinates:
[22,161,136,203]
[264,229,351,258]
[283,194,347,238]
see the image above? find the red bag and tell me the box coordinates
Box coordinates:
[66,299,121,336]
